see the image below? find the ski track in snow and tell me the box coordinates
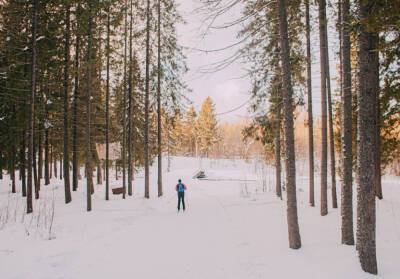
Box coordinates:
[0,156,399,279]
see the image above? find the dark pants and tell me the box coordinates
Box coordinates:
[178,192,185,211]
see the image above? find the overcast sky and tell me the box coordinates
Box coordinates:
[176,0,340,123]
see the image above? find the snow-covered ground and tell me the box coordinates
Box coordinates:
[0,156,399,279]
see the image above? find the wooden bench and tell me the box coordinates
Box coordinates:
[112,187,124,195]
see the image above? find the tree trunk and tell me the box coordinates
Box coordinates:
[276,0,301,249]
[63,5,72,203]
[85,0,94,211]
[0,151,2,180]
[97,161,102,185]
[324,28,338,209]
[375,102,382,199]
[144,0,151,199]
[305,0,315,207]
[44,128,50,185]
[157,0,163,197]
[127,0,133,196]
[38,129,43,179]
[50,143,53,179]
[122,0,128,199]
[374,44,382,200]
[54,150,57,178]
[60,156,63,180]
[11,150,16,193]
[72,3,81,192]
[33,134,39,199]
[104,160,107,180]
[27,0,38,213]
[340,0,354,246]
[105,4,110,201]
[356,0,378,274]
[318,0,328,216]
[20,133,27,196]
[274,99,282,200]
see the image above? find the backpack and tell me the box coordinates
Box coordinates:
[177,183,185,192]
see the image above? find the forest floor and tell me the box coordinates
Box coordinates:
[0,156,399,279]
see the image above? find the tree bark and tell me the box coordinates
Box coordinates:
[105,4,110,201]
[11,149,16,193]
[20,133,27,196]
[27,0,38,213]
[305,0,315,207]
[38,129,43,179]
[340,0,354,246]
[276,0,301,249]
[122,0,128,199]
[60,4,72,203]
[45,128,50,185]
[274,98,282,200]
[50,143,53,178]
[144,0,151,199]
[318,0,328,216]
[116,161,119,180]
[0,151,2,180]
[33,124,39,199]
[157,0,163,197]
[85,0,94,211]
[127,0,133,196]
[324,28,338,209]
[72,3,81,192]
[60,156,63,180]
[356,0,378,274]
[54,149,57,178]
[63,5,72,203]
[375,101,382,199]
[374,43,382,200]
[97,161,102,185]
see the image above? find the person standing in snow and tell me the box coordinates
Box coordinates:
[176,179,187,211]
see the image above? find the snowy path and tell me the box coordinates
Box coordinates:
[0,157,399,279]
